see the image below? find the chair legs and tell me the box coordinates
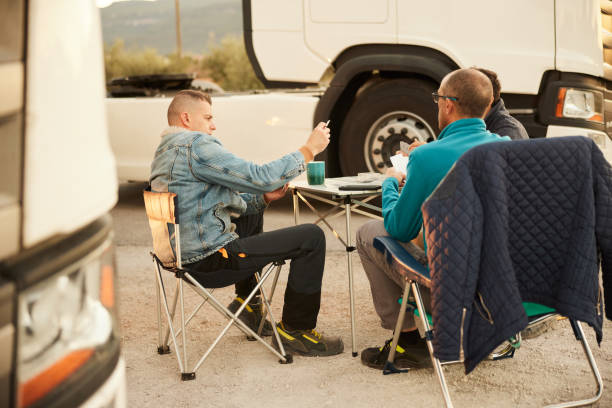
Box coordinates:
[384,279,603,408]
[184,264,291,374]
[154,263,170,355]
[383,279,454,407]
[255,263,283,336]
[383,283,411,375]
[254,263,286,352]
[169,298,207,346]
[159,279,180,352]
[178,277,192,380]
[411,281,454,408]
[153,260,290,380]
[544,319,603,408]
[154,262,188,376]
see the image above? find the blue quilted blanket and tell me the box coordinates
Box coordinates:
[422,136,612,373]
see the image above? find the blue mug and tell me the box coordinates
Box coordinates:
[307,161,325,185]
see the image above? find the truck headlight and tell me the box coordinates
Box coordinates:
[17,241,117,408]
[556,87,603,124]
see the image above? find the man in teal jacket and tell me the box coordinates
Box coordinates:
[357,68,510,369]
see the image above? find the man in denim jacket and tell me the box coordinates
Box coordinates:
[150,90,343,357]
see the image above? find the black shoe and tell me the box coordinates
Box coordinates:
[361,337,431,370]
[227,297,273,337]
[272,322,344,357]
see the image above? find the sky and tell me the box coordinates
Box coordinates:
[96,0,156,8]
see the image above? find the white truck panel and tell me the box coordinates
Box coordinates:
[214,94,318,165]
[252,31,328,82]
[251,0,302,31]
[397,0,555,94]
[309,0,389,23]
[106,99,167,182]
[263,0,557,92]
[250,0,327,82]
[304,0,397,67]
[555,0,603,78]
[24,0,117,247]
[107,93,319,182]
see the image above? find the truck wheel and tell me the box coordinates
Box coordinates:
[339,79,438,175]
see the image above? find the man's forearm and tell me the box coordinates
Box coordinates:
[298,145,314,163]
[381,177,423,242]
[192,139,306,194]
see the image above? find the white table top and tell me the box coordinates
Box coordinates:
[289,175,385,196]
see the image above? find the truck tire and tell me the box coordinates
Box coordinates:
[339,78,439,176]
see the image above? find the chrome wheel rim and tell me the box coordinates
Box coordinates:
[363,111,436,172]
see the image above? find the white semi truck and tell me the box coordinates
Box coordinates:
[107,0,611,180]
[0,1,126,407]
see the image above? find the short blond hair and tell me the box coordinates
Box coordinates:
[167,90,212,125]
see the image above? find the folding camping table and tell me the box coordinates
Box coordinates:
[289,176,385,356]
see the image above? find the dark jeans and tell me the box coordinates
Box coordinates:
[185,212,326,330]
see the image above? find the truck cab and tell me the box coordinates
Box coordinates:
[244,0,611,175]
[0,1,125,406]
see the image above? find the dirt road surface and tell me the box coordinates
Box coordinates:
[113,182,611,407]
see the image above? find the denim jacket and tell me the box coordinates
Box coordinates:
[150,126,307,264]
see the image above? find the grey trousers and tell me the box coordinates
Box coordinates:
[356,219,431,331]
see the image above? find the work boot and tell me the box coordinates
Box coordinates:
[227,297,273,337]
[361,337,431,370]
[272,322,344,357]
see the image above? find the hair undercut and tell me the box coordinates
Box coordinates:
[167,89,212,125]
[443,68,493,118]
[475,67,501,104]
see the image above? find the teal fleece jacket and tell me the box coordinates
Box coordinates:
[382,118,510,245]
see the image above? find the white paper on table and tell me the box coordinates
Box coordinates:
[390,153,409,175]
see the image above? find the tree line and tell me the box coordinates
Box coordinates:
[104,35,263,91]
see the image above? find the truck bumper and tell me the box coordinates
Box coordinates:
[546,125,612,163]
[80,358,126,408]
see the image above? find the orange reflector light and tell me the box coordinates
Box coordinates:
[101,265,115,308]
[589,113,604,124]
[19,349,94,408]
[555,88,567,117]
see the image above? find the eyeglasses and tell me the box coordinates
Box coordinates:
[432,92,459,103]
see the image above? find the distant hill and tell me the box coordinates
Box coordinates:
[100,0,242,55]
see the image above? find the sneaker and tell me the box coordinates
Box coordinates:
[361,338,431,370]
[227,297,273,337]
[272,322,344,357]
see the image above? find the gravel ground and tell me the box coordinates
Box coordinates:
[113,182,611,407]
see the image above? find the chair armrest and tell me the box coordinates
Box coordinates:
[373,236,431,288]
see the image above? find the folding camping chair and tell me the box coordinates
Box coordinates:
[374,236,603,407]
[374,138,606,407]
[143,187,292,380]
